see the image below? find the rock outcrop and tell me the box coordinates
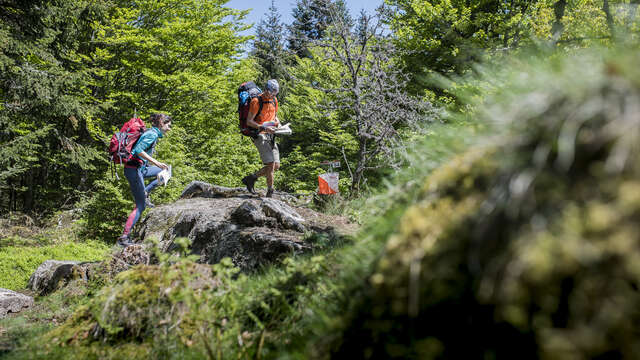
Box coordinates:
[0,288,34,318]
[27,182,353,296]
[134,181,316,271]
[107,244,151,274]
[28,260,80,295]
[27,246,151,296]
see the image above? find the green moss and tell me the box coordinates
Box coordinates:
[42,259,222,348]
[417,146,498,199]
[0,241,110,290]
[332,49,640,359]
[10,340,153,360]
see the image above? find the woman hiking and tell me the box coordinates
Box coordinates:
[118,113,172,247]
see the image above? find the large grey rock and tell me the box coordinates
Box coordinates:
[0,288,34,318]
[261,198,306,232]
[229,200,276,227]
[181,181,249,199]
[28,260,79,295]
[196,227,306,270]
[134,184,313,271]
[180,180,310,205]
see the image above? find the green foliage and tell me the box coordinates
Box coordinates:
[90,0,255,189]
[0,240,109,290]
[80,179,131,241]
[245,256,326,329]
[5,227,350,359]
[0,0,108,213]
[251,1,290,85]
[278,51,357,194]
[0,0,263,220]
[287,0,351,58]
[384,0,537,78]
[92,0,249,122]
[0,316,52,356]
[285,11,439,193]
[61,0,263,239]
[385,0,640,96]
[527,0,640,46]
[0,272,109,355]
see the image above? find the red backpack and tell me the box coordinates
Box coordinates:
[237,81,278,138]
[108,117,146,169]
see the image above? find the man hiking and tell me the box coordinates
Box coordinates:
[242,79,281,198]
[118,113,172,247]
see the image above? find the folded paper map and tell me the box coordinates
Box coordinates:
[157,165,172,186]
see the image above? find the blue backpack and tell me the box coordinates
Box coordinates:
[237,81,277,138]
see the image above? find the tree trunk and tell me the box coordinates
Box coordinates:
[350,72,365,194]
[9,178,15,213]
[551,0,567,46]
[603,0,615,40]
[630,0,640,24]
[351,134,367,194]
[23,173,33,213]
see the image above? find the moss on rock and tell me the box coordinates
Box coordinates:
[334,50,640,359]
[44,261,221,351]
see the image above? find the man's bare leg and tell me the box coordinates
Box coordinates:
[255,162,276,188]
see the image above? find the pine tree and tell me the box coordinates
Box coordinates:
[287,0,350,58]
[0,0,106,214]
[251,0,288,85]
[0,0,253,217]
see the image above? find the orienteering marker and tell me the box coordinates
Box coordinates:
[318,161,340,194]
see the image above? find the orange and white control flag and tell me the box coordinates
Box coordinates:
[318,172,339,194]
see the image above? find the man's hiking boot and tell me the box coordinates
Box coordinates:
[242,174,258,194]
[117,235,133,248]
[266,187,274,198]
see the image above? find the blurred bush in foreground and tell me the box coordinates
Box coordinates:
[333,48,640,359]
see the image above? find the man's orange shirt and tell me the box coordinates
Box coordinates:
[248,95,278,125]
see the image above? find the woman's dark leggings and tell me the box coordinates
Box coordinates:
[122,165,162,236]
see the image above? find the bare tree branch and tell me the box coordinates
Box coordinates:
[305,5,437,193]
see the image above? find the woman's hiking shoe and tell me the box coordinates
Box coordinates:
[144,191,154,208]
[242,174,257,194]
[266,187,274,198]
[117,235,133,248]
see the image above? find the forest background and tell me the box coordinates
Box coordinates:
[2,0,637,238]
[2,0,640,359]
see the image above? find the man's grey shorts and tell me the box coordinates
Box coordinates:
[253,134,280,164]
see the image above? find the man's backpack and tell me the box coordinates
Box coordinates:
[237,81,278,138]
[108,117,146,171]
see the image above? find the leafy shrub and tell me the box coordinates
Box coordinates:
[16,232,337,359]
[245,256,326,329]
[80,179,131,241]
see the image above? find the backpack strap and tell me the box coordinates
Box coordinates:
[131,129,159,165]
[146,129,159,157]
[257,95,277,120]
[257,95,265,119]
